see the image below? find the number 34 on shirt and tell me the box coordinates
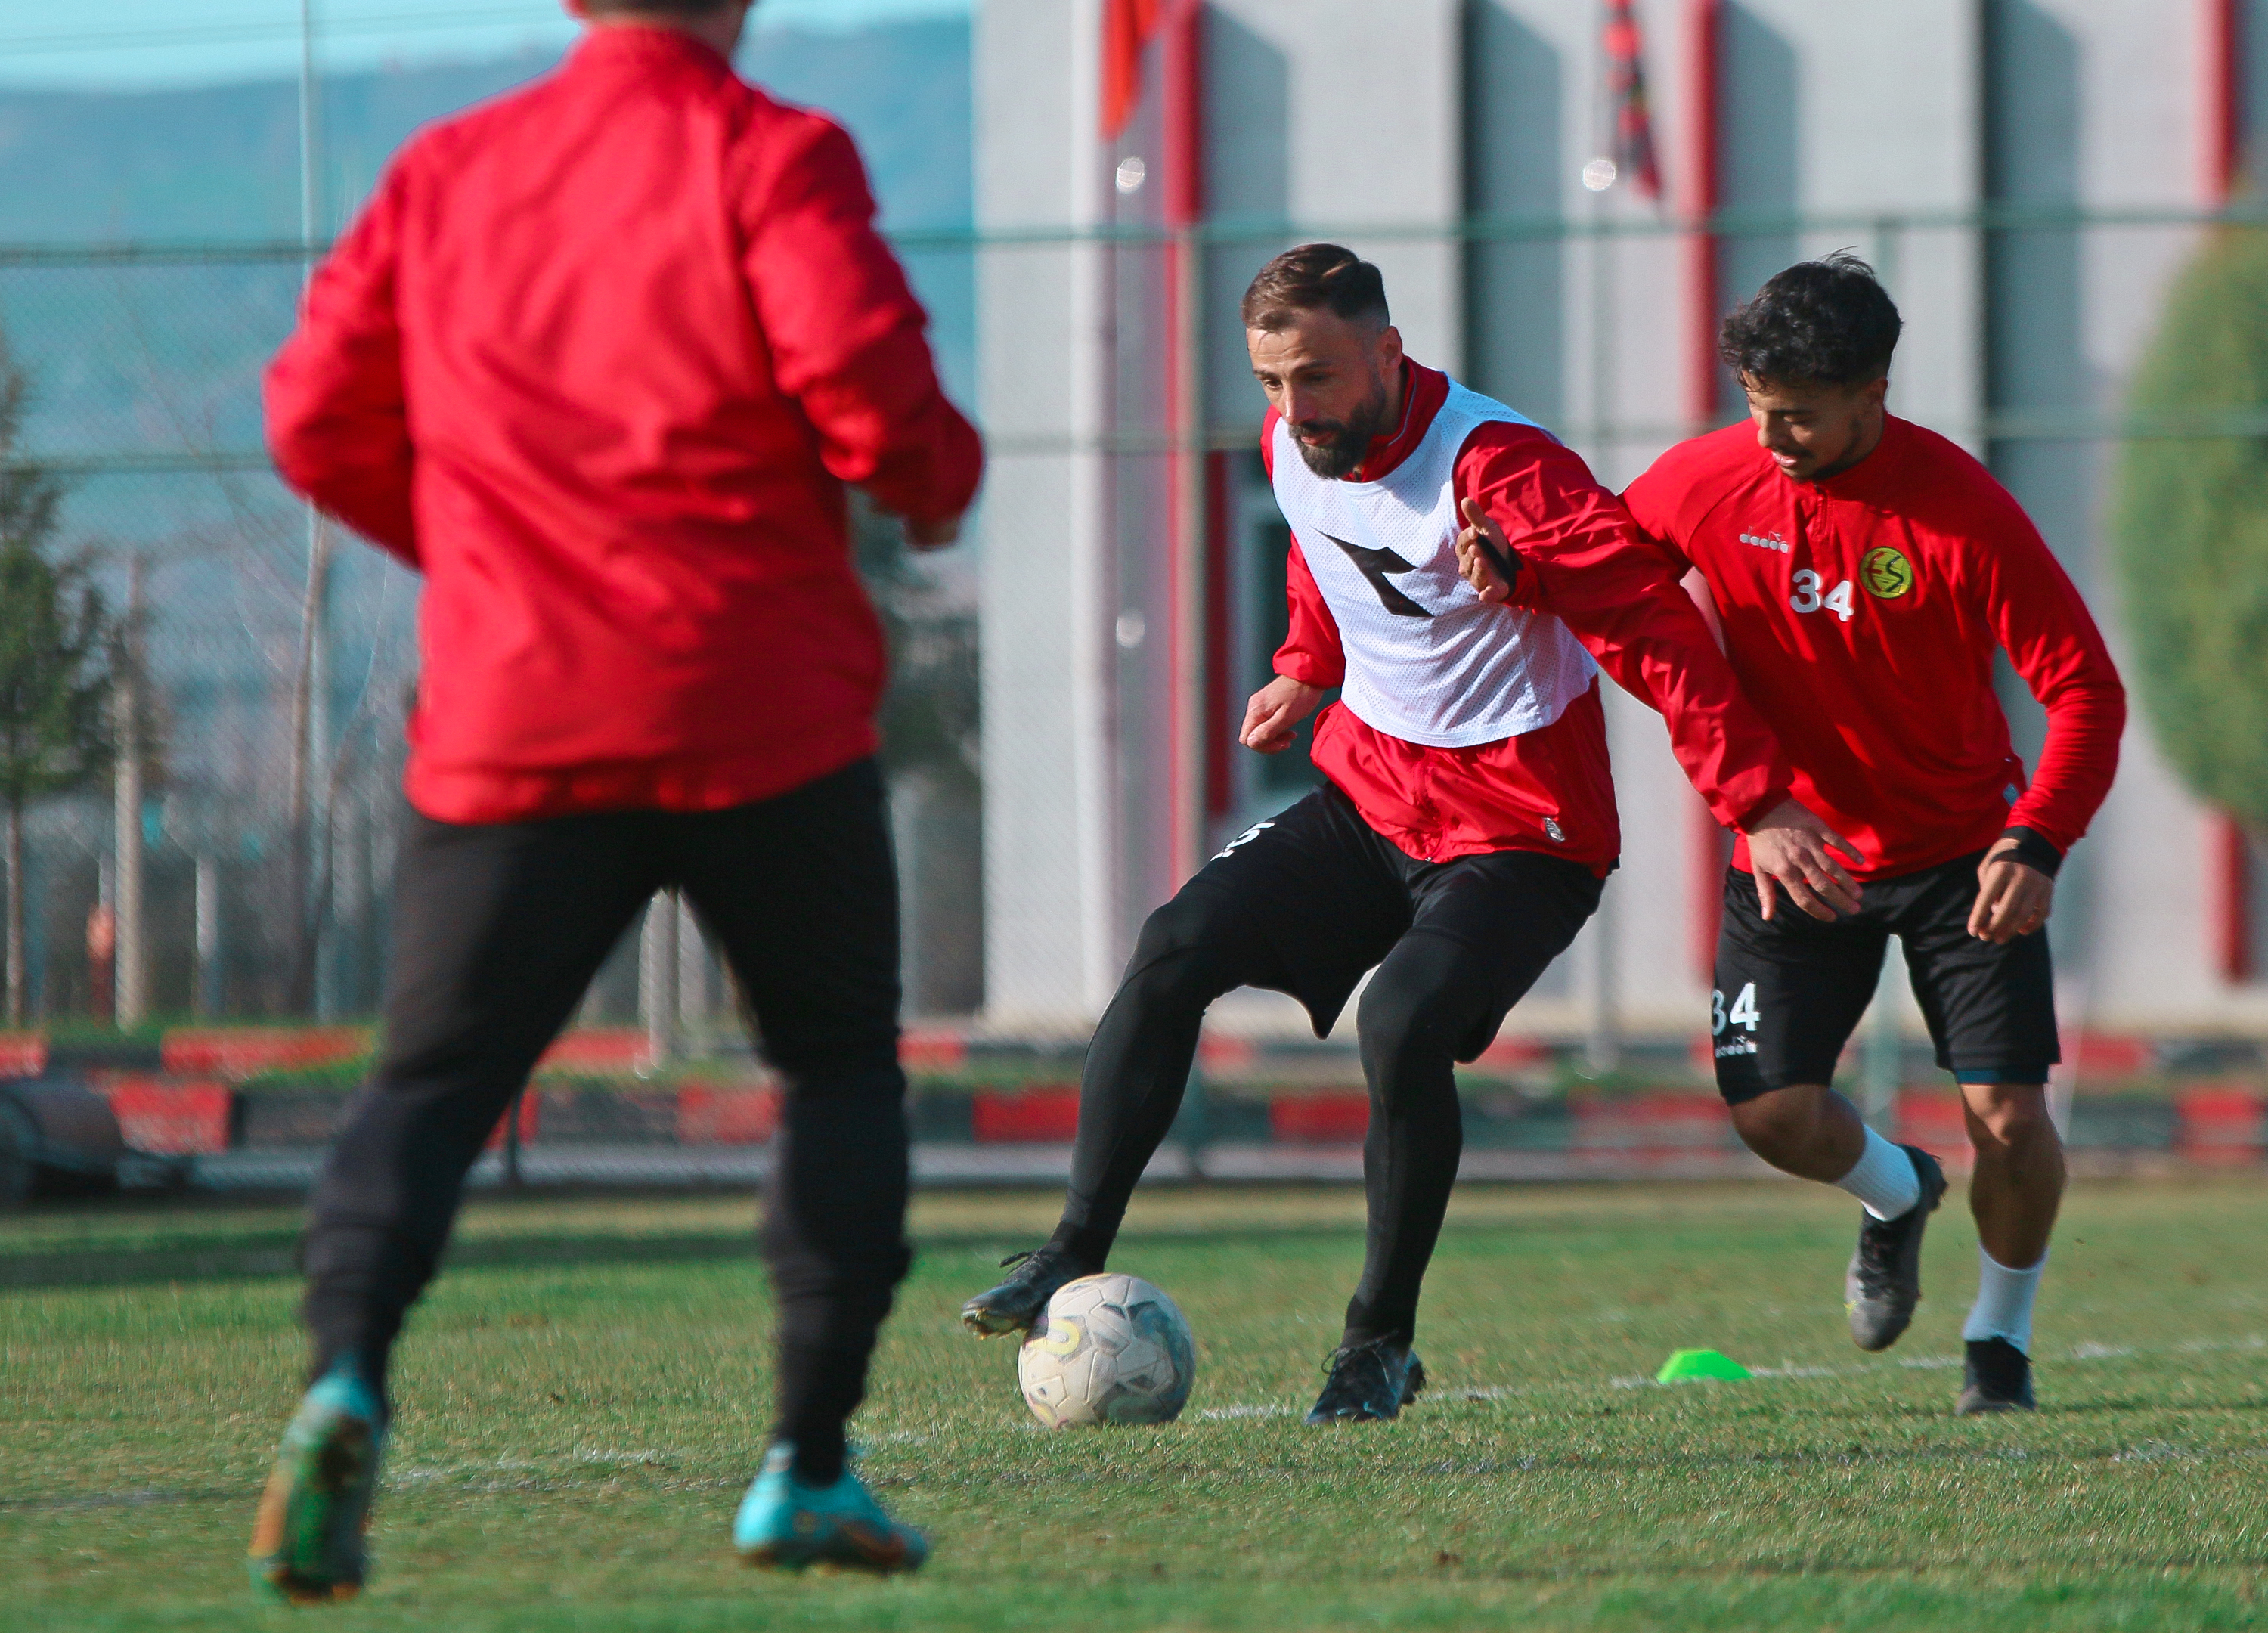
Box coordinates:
[1789,568,1856,622]
[1789,547,1913,624]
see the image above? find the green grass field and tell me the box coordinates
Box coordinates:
[4,1178,2264,1631]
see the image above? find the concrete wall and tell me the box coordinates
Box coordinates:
[1200,0,1464,422]
[1988,0,2266,1032]
[978,0,1473,1030]
[974,0,1111,1027]
[976,0,2260,1040]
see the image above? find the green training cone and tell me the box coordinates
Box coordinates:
[1655,1348,1752,1384]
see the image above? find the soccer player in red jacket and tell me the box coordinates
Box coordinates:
[1460,256,2124,1415]
[961,244,1854,1422]
[250,0,979,1594]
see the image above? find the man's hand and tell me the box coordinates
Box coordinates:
[1241,674,1325,755]
[1969,837,2054,943]
[903,512,962,550]
[1453,497,1518,603]
[1744,798,1864,922]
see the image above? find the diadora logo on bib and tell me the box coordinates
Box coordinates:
[1320,531,1433,618]
[1739,531,1790,554]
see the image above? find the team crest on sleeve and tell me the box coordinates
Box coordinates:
[1862,546,1913,599]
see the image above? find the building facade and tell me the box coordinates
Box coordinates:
[974,0,2268,1045]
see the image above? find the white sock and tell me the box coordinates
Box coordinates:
[1836,1126,1923,1220]
[1961,1247,2046,1353]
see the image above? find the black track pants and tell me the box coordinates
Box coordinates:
[300,758,911,1484]
[1051,784,1600,1347]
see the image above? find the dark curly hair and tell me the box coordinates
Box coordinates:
[1718,253,1901,389]
[1241,243,1390,331]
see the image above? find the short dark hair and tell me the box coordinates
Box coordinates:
[1718,253,1902,389]
[1241,243,1390,331]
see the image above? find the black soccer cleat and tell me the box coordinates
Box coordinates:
[1956,1337,2037,1415]
[959,1245,1096,1337]
[1305,1337,1427,1424]
[1844,1144,1950,1352]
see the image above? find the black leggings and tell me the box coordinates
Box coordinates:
[301,758,909,1485]
[1052,786,1601,1347]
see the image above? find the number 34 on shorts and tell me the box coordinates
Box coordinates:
[1712,982,1761,1058]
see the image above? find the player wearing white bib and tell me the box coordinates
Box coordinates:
[963,246,1855,1421]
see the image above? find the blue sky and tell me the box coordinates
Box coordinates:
[0,0,969,89]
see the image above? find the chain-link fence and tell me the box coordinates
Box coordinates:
[0,206,2243,1032]
[0,237,986,1033]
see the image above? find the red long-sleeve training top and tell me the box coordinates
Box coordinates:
[1270,361,1796,874]
[1622,417,2124,879]
[265,26,983,825]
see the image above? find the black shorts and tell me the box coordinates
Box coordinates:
[1710,850,2058,1103]
[1191,783,1603,1055]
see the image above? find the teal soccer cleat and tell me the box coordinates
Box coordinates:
[733,1442,929,1574]
[247,1359,388,1604]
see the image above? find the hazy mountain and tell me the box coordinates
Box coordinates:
[0,23,978,1013]
[0,20,972,239]
[0,17,974,490]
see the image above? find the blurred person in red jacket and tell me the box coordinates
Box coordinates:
[1458,256,2124,1418]
[249,0,978,1597]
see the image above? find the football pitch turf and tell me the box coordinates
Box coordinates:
[3,1179,2263,1631]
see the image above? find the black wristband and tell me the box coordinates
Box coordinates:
[1473,529,1522,592]
[1997,826,2064,878]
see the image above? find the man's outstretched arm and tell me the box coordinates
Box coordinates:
[1453,437,1860,921]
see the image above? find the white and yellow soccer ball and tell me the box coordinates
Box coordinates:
[1017,1272,1197,1427]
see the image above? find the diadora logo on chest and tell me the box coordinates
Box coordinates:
[1739,530,1791,554]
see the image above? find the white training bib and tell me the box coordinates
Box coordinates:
[1272,380,1597,748]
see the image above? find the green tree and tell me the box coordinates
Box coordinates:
[2112,223,2268,829]
[0,342,110,1026]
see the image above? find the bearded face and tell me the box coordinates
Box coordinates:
[1285,370,1396,479]
[1246,302,1407,482]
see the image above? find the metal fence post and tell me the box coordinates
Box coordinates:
[194,853,220,1018]
[113,557,146,1030]
[639,891,677,1071]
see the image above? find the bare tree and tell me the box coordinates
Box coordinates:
[0,340,112,1025]
[115,262,411,1017]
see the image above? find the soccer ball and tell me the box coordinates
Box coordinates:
[1017,1272,1197,1427]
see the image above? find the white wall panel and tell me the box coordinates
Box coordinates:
[975,0,1108,1026]
[1204,0,1464,375]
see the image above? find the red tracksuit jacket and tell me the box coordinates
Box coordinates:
[1622,416,2124,879]
[1271,361,1796,875]
[266,26,983,824]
